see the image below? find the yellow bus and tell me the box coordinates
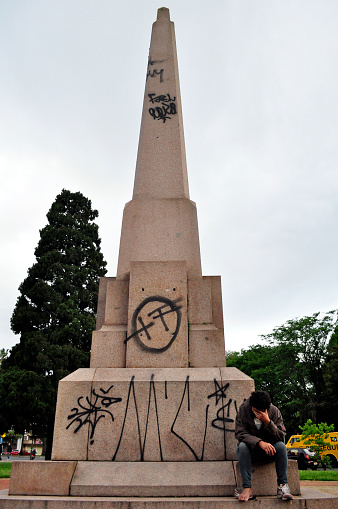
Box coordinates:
[286,432,338,467]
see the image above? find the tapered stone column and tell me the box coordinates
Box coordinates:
[116,7,202,283]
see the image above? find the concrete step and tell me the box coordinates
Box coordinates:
[1,491,337,509]
[70,461,235,497]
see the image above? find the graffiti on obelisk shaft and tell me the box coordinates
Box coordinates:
[146,57,164,82]
[148,93,177,123]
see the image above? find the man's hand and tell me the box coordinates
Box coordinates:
[252,407,270,425]
[258,441,276,456]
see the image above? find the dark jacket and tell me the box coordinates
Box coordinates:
[235,399,286,449]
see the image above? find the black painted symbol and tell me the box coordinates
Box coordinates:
[112,375,163,461]
[171,376,209,461]
[208,380,235,433]
[125,296,182,352]
[147,57,164,82]
[66,386,122,444]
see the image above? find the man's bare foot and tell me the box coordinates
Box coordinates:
[239,487,253,501]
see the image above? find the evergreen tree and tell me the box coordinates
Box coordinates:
[0,189,107,457]
[323,325,338,426]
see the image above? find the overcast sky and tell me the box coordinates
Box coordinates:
[1,1,337,354]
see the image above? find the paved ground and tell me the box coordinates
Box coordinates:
[300,480,338,496]
[0,479,10,490]
[1,456,45,461]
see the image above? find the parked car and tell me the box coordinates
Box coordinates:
[286,432,338,467]
[287,447,318,470]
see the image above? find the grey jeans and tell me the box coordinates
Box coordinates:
[236,441,288,488]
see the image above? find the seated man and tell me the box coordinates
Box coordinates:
[235,390,293,502]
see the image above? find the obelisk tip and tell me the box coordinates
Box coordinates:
[157,7,170,21]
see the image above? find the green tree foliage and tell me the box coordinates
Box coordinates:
[0,189,107,457]
[227,310,338,434]
[323,325,338,425]
[0,349,7,367]
[226,344,304,432]
[300,419,335,469]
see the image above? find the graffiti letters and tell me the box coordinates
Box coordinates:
[148,93,176,104]
[148,93,177,123]
[66,385,122,444]
[147,57,164,82]
[124,296,182,352]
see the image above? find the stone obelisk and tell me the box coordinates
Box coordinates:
[89,7,226,372]
[8,8,302,502]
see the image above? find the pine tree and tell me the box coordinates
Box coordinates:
[0,189,107,457]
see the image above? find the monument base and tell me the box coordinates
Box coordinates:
[9,460,300,498]
[51,367,254,463]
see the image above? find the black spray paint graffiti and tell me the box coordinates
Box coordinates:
[124,296,182,352]
[112,375,163,461]
[208,380,237,432]
[148,93,177,123]
[146,57,164,82]
[66,377,240,461]
[170,376,210,461]
[148,93,176,104]
[112,375,210,461]
[66,385,122,445]
[208,379,237,460]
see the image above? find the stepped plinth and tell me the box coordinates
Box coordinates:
[6,7,329,508]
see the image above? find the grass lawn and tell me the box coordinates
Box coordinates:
[299,470,338,481]
[0,462,11,478]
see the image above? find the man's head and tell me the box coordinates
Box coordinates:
[249,390,271,412]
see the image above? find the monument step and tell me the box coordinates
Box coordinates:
[70,461,235,497]
[2,492,338,509]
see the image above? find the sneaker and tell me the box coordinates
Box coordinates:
[277,483,293,501]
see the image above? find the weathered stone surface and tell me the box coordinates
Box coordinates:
[208,276,225,330]
[90,328,127,368]
[102,278,129,326]
[189,325,226,368]
[234,457,301,496]
[306,498,338,509]
[52,367,253,462]
[187,278,213,324]
[126,261,188,368]
[70,461,235,497]
[117,199,202,281]
[9,460,77,496]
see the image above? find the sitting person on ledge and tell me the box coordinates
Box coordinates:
[235,390,293,502]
